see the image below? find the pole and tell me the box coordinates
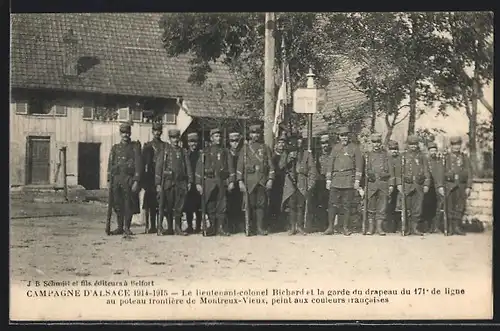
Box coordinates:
[307,114,313,152]
[264,12,276,150]
[61,146,68,201]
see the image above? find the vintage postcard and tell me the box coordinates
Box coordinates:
[10,12,493,322]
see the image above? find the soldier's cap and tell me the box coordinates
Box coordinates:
[289,128,302,139]
[450,136,462,145]
[370,133,382,143]
[187,132,199,141]
[318,130,330,141]
[152,122,163,131]
[388,140,399,150]
[249,124,262,133]
[210,128,221,136]
[427,142,438,149]
[406,135,419,145]
[119,123,131,133]
[168,128,181,137]
[337,126,350,135]
[229,132,241,140]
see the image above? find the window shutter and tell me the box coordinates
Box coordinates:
[15,102,28,115]
[117,107,130,122]
[82,106,94,120]
[54,105,67,116]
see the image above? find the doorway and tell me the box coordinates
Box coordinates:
[78,142,101,190]
[26,136,51,185]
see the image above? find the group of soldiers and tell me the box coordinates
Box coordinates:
[106,121,473,237]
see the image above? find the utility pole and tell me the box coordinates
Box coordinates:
[264,12,276,149]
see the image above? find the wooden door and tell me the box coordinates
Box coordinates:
[27,137,51,184]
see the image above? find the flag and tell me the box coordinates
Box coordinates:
[273,39,292,138]
[176,100,194,135]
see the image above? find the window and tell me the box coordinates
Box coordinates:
[163,112,177,124]
[54,105,67,116]
[82,106,94,120]
[28,99,52,115]
[15,102,28,115]
[131,109,143,122]
[117,107,130,122]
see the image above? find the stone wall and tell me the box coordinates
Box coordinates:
[465,178,493,227]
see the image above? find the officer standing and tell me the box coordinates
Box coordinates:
[195,128,234,236]
[155,129,192,236]
[325,126,363,236]
[184,132,202,234]
[281,131,316,235]
[270,132,288,232]
[362,133,394,236]
[313,131,332,232]
[441,136,472,235]
[386,140,402,233]
[107,123,142,236]
[236,124,275,236]
[426,141,445,233]
[227,130,244,233]
[399,135,431,236]
[141,122,164,234]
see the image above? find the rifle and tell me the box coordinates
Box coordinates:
[201,122,207,236]
[441,152,449,236]
[242,122,250,236]
[105,175,113,235]
[157,142,168,234]
[362,153,369,235]
[400,152,407,236]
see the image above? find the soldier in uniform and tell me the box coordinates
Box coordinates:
[325,126,363,236]
[270,132,288,232]
[440,136,472,235]
[184,132,202,234]
[195,128,234,236]
[155,129,192,236]
[386,140,402,233]
[227,130,244,233]
[426,141,445,233]
[141,122,164,234]
[398,135,431,236]
[363,133,394,235]
[237,124,275,236]
[281,131,316,235]
[107,123,142,235]
[312,131,332,232]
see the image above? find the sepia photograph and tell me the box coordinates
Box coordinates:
[9,11,493,322]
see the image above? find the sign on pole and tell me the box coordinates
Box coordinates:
[293,88,326,114]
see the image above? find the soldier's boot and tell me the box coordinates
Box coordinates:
[174,216,188,236]
[157,216,166,236]
[323,216,335,235]
[410,220,424,236]
[376,219,386,236]
[185,213,194,234]
[148,210,157,234]
[165,216,175,235]
[430,215,442,234]
[110,213,124,235]
[288,213,296,236]
[366,218,375,235]
[194,212,202,234]
[217,221,231,236]
[256,209,268,236]
[452,218,466,236]
[342,216,352,236]
[123,216,134,236]
[296,218,307,236]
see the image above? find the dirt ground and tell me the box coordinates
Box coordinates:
[10,201,492,285]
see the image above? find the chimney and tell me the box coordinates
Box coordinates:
[62,28,79,77]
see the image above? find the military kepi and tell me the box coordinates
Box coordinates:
[450,136,462,145]
[152,122,163,131]
[249,124,262,133]
[337,126,350,135]
[427,142,438,149]
[319,130,330,142]
[407,135,419,145]
[119,123,131,133]
[370,133,382,142]
[187,132,199,141]
[229,131,240,140]
[388,140,399,150]
[168,128,180,137]
[210,128,221,136]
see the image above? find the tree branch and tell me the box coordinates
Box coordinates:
[480,95,493,114]
[394,109,410,125]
